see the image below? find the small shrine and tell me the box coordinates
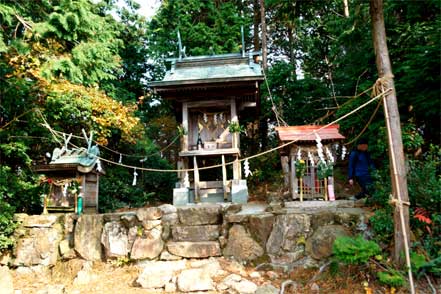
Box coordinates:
[34,136,103,213]
[276,124,345,201]
[150,52,263,205]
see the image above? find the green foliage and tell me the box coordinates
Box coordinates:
[416,256,441,277]
[0,198,17,252]
[148,0,249,58]
[317,161,333,180]
[110,256,131,267]
[407,145,441,214]
[228,122,245,134]
[370,208,394,244]
[333,235,381,265]
[377,270,405,288]
[295,160,306,178]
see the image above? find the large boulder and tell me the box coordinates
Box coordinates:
[266,213,311,255]
[177,268,214,292]
[131,227,164,260]
[101,221,129,258]
[14,225,63,266]
[177,205,221,225]
[223,225,264,262]
[306,225,351,260]
[137,207,163,221]
[167,241,221,258]
[172,225,219,241]
[0,266,13,294]
[23,214,60,228]
[249,214,275,247]
[136,260,186,289]
[74,214,103,261]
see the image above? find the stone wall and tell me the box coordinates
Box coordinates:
[2,201,369,271]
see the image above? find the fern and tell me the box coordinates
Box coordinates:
[377,270,405,288]
[333,235,381,265]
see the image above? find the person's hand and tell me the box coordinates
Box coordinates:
[349,179,354,186]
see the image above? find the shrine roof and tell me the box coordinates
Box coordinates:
[149,53,263,88]
[276,124,345,143]
[34,146,102,174]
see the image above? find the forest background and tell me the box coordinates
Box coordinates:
[0,0,439,276]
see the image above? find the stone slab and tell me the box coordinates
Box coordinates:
[167,241,221,258]
[173,188,190,206]
[231,181,248,204]
[177,204,221,225]
[172,225,219,241]
[74,214,103,261]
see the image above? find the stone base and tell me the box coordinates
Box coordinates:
[173,188,190,206]
[231,180,248,204]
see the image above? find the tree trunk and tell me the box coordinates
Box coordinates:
[370,0,413,282]
[253,0,260,52]
[260,0,267,70]
[343,0,349,17]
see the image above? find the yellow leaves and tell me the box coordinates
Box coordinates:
[47,82,143,145]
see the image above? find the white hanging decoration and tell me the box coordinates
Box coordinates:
[62,183,68,197]
[341,146,347,160]
[315,133,325,163]
[118,154,122,164]
[219,112,224,121]
[334,143,340,152]
[184,172,190,187]
[243,159,252,178]
[308,151,315,167]
[96,159,103,173]
[325,147,335,164]
[132,168,138,186]
[203,113,208,123]
[213,113,217,125]
[296,148,302,161]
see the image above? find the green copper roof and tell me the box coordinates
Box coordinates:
[49,146,100,173]
[150,53,263,87]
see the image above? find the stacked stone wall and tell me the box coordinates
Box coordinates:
[2,201,369,272]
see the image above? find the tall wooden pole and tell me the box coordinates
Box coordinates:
[370,1,415,292]
[260,0,267,70]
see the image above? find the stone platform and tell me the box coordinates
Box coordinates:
[3,201,370,276]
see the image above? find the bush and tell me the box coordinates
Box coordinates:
[370,208,394,244]
[333,235,381,265]
[377,270,405,288]
[407,145,440,214]
[0,199,17,252]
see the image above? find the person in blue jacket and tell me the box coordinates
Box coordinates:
[348,138,375,199]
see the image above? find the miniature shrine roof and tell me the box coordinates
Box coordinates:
[34,146,101,174]
[276,124,345,143]
[149,53,263,90]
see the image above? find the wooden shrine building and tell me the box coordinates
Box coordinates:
[34,145,103,213]
[150,52,263,205]
[276,125,345,201]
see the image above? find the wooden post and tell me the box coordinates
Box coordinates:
[222,155,228,200]
[182,102,189,151]
[370,1,414,291]
[230,98,239,149]
[260,0,267,70]
[324,177,328,201]
[281,156,290,188]
[233,156,240,181]
[290,155,297,200]
[193,156,200,203]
